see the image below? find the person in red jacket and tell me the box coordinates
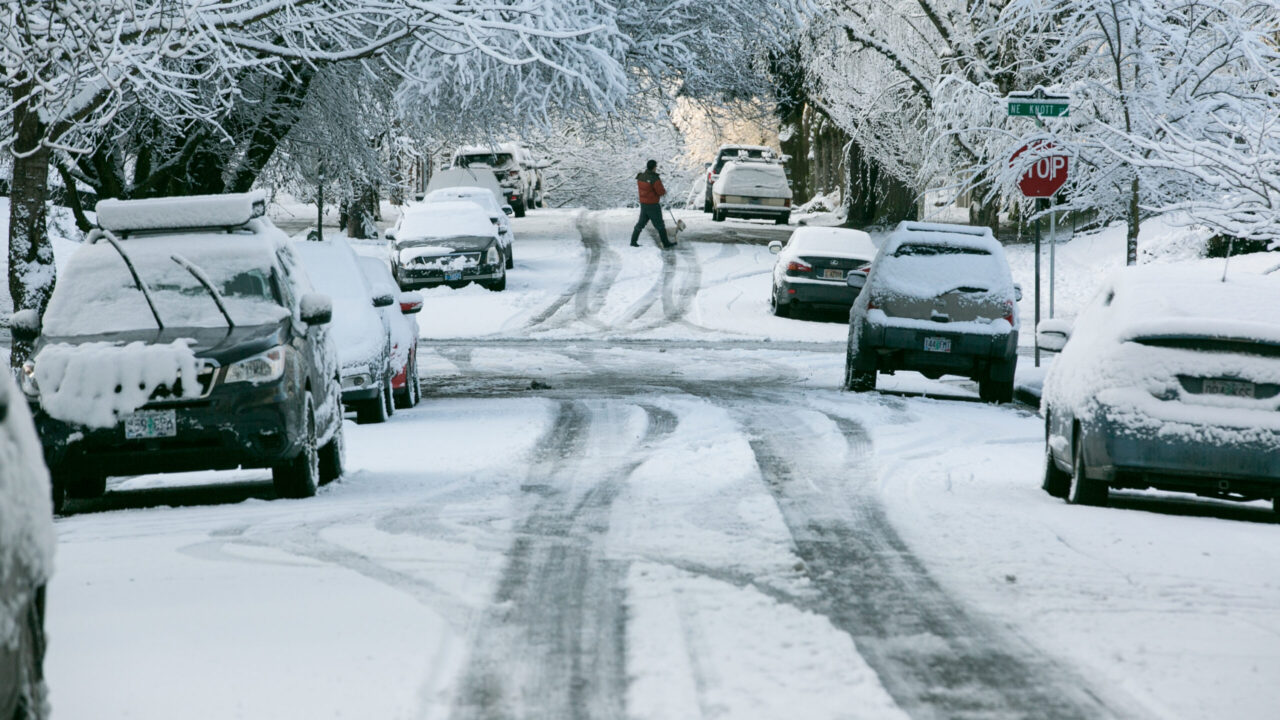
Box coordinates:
[630,160,675,248]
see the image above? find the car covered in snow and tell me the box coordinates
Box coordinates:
[419,187,515,267]
[844,221,1020,403]
[703,144,780,213]
[293,234,399,424]
[357,256,423,409]
[710,160,793,225]
[424,167,509,215]
[1039,265,1280,510]
[767,227,878,317]
[16,192,345,510]
[450,143,546,217]
[388,201,508,292]
[0,370,54,717]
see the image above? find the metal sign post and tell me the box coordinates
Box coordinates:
[1049,206,1056,318]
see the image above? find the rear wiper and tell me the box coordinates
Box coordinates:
[89,229,164,329]
[171,254,236,329]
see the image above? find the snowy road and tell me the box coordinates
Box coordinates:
[47,210,1280,719]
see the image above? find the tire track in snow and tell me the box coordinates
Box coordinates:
[734,404,1126,720]
[451,401,677,720]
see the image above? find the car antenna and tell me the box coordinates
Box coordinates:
[89,228,164,329]
[171,254,236,330]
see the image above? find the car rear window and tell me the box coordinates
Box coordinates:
[458,153,514,168]
[894,244,991,257]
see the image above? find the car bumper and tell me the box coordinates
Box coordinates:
[395,265,503,289]
[779,279,859,308]
[717,203,788,219]
[856,320,1017,377]
[1082,404,1280,494]
[35,381,305,475]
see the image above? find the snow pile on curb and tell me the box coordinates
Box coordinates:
[0,371,54,648]
[32,339,200,428]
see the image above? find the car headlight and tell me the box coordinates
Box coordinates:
[225,347,286,384]
[19,360,38,397]
[486,246,500,265]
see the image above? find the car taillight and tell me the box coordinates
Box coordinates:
[1003,299,1016,326]
[507,170,519,178]
[717,195,726,204]
[786,260,812,273]
[784,199,791,207]
[855,263,871,274]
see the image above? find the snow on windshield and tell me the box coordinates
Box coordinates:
[43,234,288,336]
[872,242,1012,299]
[398,203,496,241]
[717,164,790,197]
[422,190,500,216]
[293,240,384,366]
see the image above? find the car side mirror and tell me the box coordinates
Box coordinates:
[384,228,396,242]
[398,292,423,315]
[502,205,514,216]
[7,309,41,342]
[300,293,332,326]
[768,241,783,255]
[1036,318,1071,352]
[1014,283,1024,302]
[372,292,395,308]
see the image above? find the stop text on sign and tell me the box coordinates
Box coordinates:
[1010,143,1069,198]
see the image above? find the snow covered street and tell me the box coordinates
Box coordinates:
[46,210,1280,720]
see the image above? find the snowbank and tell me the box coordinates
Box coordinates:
[32,339,200,428]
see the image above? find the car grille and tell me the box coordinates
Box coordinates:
[148,362,217,403]
[409,252,481,267]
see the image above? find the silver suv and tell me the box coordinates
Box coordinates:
[451,143,546,217]
[844,222,1020,403]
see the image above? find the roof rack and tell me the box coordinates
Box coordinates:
[96,191,267,234]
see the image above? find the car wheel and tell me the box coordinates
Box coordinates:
[445,281,470,289]
[505,244,514,269]
[1042,432,1070,498]
[770,288,790,317]
[382,373,395,417]
[712,210,725,222]
[776,213,790,225]
[513,200,526,218]
[273,393,319,499]
[408,350,421,407]
[1068,431,1109,506]
[318,418,345,485]
[844,348,876,392]
[394,350,419,409]
[978,378,1015,404]
[49,476,66,515]
[356,381,390,424]
[64,472,106,500]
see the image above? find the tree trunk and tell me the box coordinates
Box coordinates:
[1127,175,1139,265]
[8,83,55,368]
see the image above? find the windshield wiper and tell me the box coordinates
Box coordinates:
[170,254,235,329]
[89,229,164,329]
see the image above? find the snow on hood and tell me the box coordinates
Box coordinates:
[713,163,792,199]
[0,371,54,648]
[32,339,201,428]
[1042,262,1280,434]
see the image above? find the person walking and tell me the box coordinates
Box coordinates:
[630,160,675,248]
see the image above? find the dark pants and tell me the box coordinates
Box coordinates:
[630,203,670,246]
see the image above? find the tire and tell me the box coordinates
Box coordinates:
[273,394,319,499]
[382,373,395,418]
[770,288,790,317]
[505,244,514,269]
[844,348,876,392]
[1042,435,1070,498]
[513,199,526,218]
[445,280,470,289]
[1068,431,1109,506]
[776,213,790,225]
[64,472,106,500]
[1273,497,1280,515]
[979,378,1015,404]
[482,264,508,291]
[394,350,419,409]
[356,379,390,424]
[50,477,66,515]
[318,418,345,486]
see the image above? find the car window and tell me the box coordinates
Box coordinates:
[894,244,991,257]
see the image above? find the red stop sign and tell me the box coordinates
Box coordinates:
[1010,143,1068,198]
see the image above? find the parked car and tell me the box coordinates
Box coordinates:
[451,143,546,217]
[711,161,793,224]
[767,227,878,317]
[388,201,508,292]
[293,234,399,424]
[1038,264,1280,510]
[421,187,515,267]
[357,256,423,410]
[844,221,1020,403]
[16,192,345,508]
[424,167,509,216]
[704,145,780,212]
[0,370,54,718]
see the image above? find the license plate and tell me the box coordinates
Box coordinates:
[444,270,463,282]
[822,269,845,280]
[124,410,176,439]
[748,197,762,205]
[923,336,952,353]
[1202,378,1255,398]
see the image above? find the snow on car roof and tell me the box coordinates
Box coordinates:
[882,221,999,255]
[426,167,503,197]
[871,222,1013,299]
[1109,262,1280,344]
[97,191,267,233]
[717,144,775,154]
[399,201,497,240]
[423,188,500,215]
[790,227,877,258]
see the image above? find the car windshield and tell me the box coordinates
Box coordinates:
[458,153,514,168]
[399,205,495,240]
[720,164,788,193]
[42,235,287,336]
